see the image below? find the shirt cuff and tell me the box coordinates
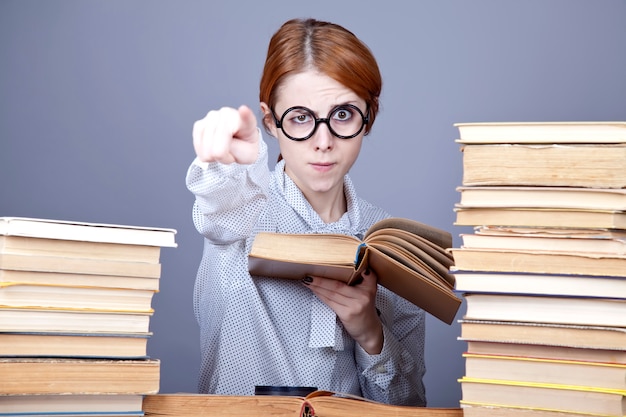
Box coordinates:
[355,325,415,390]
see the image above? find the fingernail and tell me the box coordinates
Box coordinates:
[302,276,313,285]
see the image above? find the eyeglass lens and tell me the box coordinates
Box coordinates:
[278,104,367,141]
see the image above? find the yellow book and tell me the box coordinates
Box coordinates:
[460,377,626,417]
[463,353,626,391]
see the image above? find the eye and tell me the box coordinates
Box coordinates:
[288,110,314,125]
[295,114,309,123]
[332,106,354,122]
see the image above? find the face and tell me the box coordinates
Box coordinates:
[261,70,367,201]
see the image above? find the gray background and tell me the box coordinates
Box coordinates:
[1,0,625,407]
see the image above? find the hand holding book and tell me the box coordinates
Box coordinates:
[248,217,461,324]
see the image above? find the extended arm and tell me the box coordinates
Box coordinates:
[186,105,270,243]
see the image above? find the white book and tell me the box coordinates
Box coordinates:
[0,217,177,247]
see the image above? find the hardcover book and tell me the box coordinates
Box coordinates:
[248,217,461,324]
[143,391,463,417]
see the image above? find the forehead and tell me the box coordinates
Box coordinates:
[275,70,363,112]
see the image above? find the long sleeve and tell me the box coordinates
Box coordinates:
[185,134,426,405]
[356,294,427,406]
[185,137,270,243]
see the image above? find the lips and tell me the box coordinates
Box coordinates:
[310,162,335,172]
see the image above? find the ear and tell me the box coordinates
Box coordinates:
[259,102,278,137]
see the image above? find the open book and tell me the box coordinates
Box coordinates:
[143,391,463,417]
[248,218,461,324]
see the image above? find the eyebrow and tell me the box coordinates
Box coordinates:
[278,101,364,116]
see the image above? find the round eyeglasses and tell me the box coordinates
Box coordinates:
[271,104,369,141]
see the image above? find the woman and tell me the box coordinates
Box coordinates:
[186,18,426,406]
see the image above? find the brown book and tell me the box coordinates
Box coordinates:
[454,121,626,144]
[459,319,626,351]
[463,353,626,391]
[0,269,160,291]
[248,217,461,324]
[460,226,626,255]
[459,143,626,188]
[454,206,626,230]
[0,253,162,278]
[0,216,177,281]
[463,293,626,327]
[0,358,160,395]
[0,394,144,415]
[0,282,155,312]
[456,186,626,211]
[0,306,152,334]
[142,391,463,417]
[459,377,626,416]
[0,235,162,263]
[0,331,150,358]
[449,247,626,277]
[461,404,605,417]
[0,282,154,313]
[463,340,626,365]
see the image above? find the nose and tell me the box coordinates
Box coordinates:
[312,120,334,150]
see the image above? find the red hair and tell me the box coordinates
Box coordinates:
[260,19,382,135]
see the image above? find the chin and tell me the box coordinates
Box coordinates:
[309,180,342,194]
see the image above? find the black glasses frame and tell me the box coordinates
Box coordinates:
[271,104,369,141]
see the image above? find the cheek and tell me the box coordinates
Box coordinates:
[343,138,364,163]
[276,137,301,160]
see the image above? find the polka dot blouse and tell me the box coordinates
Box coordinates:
[185,136,427,406]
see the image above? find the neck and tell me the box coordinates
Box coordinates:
[306,186,347,224]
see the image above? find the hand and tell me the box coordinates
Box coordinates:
[303,269,383,354]
[192,105,259,165]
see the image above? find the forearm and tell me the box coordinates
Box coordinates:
[186,136,270,243]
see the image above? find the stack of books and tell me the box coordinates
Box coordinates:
[448,122,626,417]
[0,217,177,416]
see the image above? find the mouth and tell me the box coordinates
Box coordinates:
[310,162,335,172]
